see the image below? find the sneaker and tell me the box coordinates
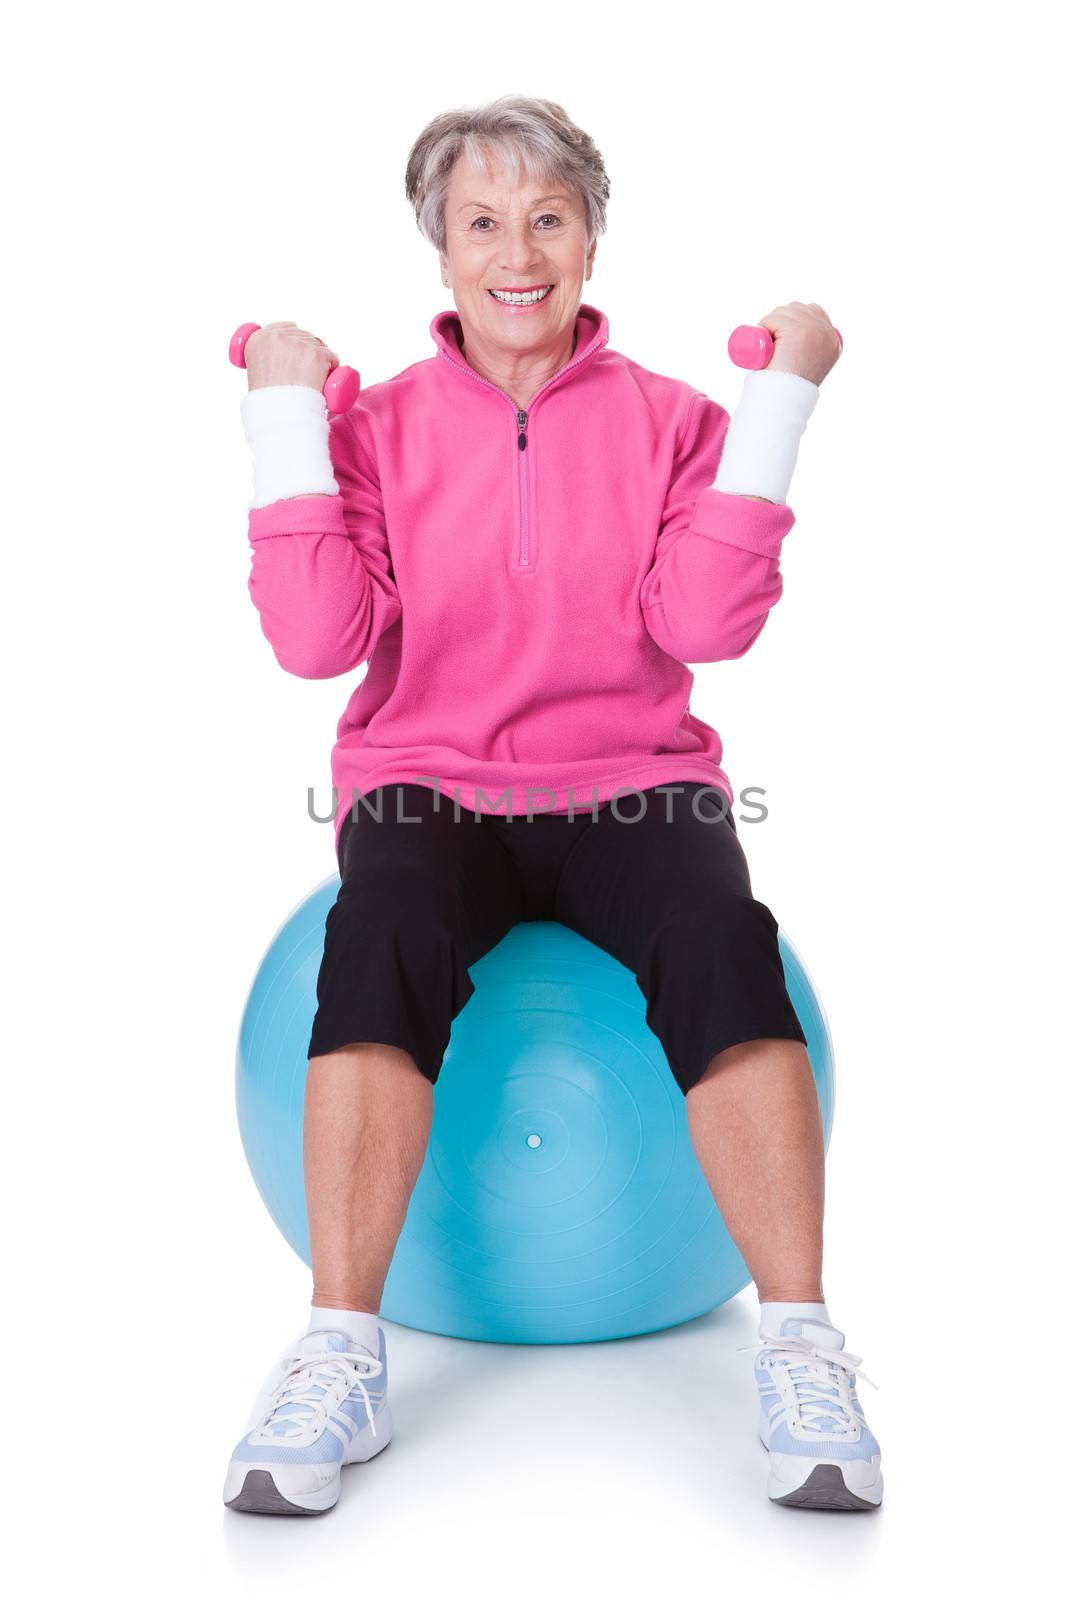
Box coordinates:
[223,1326,392,1515]
[748,1316,883,1510]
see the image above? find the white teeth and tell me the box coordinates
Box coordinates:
[489,286,553,304]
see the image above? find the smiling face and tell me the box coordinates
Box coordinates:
[438,147,596,371]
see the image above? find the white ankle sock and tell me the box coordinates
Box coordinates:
[758,1300,832,1338]
[307,1305,380,1353]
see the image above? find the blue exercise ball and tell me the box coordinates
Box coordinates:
[236,876,835,1345]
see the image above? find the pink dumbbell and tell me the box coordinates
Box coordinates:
[228,322,362,414]
[728,323,843,371]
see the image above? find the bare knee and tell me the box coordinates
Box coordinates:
[691,1036,810,1091]
[309,1040,425,1079]
[306,1044,434,1124]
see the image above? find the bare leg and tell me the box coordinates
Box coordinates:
[685,1039,825,1303]
[303,1043,434,1314]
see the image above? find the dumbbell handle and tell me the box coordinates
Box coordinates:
[728,323,843,371]
[228,322,361,414]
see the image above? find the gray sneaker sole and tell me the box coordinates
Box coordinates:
[225,1469,328,1515]
[225,1442,393,1517]
[773,1463,881,1511]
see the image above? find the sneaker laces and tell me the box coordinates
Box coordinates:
[738,1332,878,1437]
[255,1345,384,1445]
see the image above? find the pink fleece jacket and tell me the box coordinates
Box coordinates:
[245,301,797,858]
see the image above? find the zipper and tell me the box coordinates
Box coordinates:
[436,330,607,570]
[516,409,529,565]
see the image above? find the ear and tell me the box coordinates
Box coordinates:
[586,237,597,279]
[438,251,450,286]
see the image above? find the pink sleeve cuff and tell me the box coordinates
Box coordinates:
[688,485,796,559]
[248,493,350,541]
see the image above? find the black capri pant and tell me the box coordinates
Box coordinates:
[307,782,807,1097]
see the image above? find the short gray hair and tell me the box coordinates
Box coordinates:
[404,95,610,254]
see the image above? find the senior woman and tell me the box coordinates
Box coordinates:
[224,96,881,1518]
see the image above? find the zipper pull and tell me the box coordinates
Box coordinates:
[516,409,527,451]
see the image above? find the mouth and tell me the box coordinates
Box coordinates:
[486,283,556,309]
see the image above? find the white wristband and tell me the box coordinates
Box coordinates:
[240,383,340,509]
[712,368,820,504]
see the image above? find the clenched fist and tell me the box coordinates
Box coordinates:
[759,303,841,386]
[244,321,340,393]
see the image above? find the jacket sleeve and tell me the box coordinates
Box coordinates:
[639,390,796,664]
[245,403,401,679]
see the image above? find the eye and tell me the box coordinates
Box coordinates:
[469,213,563,231]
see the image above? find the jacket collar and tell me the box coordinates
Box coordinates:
[430,301,610,399]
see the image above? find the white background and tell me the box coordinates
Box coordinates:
[5,0,1061,1591]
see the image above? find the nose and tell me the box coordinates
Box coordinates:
[495,222,546,273]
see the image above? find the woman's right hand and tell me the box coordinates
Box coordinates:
[244,321,340,393]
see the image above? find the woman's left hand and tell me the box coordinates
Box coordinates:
[759,302,841,385]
